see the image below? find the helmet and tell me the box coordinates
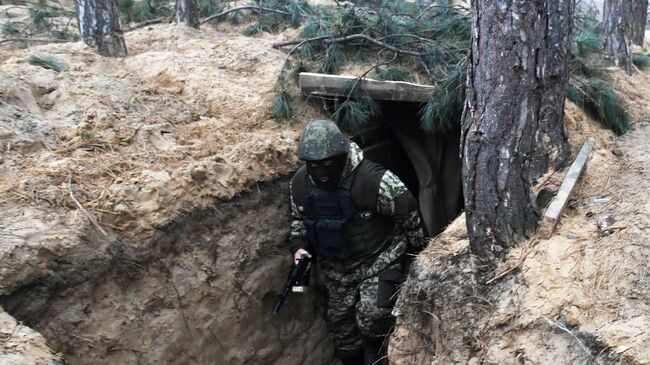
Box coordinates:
[298,120,350,161]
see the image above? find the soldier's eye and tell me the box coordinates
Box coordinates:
[322,160,333,167]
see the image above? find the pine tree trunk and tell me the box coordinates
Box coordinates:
[462,0,571,270]
[74,0,127,57]
[604,0,633,75]
[530,0,573,181]
[632,0,648,46]
[175,0,200,28]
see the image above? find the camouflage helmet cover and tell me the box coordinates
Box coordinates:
[298,119,350,161]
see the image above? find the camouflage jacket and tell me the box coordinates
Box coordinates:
[289,142,426,284]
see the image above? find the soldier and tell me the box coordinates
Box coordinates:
[289,120,427,365]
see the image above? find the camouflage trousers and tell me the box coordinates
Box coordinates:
[322,262,401,353]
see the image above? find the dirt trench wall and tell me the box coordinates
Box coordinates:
[389,93,650,365]
[389,216,612,365]
[1,178,336,365]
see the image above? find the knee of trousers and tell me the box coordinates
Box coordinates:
[355,291,395,337]
[326,305,363,352]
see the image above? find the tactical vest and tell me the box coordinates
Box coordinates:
[291,159,395,261]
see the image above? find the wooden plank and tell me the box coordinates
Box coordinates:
[299,72,435,102]
[539,139,596,239]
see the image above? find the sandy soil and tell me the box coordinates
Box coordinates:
[0,21,332,364]
[391,67,650,364]
[0,23,322,236]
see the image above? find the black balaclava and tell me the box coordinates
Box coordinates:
[306,154,347,190]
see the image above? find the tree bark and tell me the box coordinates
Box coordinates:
[74,0,127,57]
[175,0,200,28]
[632,0,648,46]
[604,0,633,75]
[462,0,571,270]
[530,0,573,181]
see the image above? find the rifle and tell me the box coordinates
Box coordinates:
[272,254,311,314]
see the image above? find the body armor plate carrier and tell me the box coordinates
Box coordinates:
[292,159,395,261]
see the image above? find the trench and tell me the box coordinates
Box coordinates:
[0,101,463,364]
[1,179,335,365]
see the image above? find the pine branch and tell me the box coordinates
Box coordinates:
[273,34,422,56]
[272,36,330,48]
[201,5,291,24]
[378,33,436,44]
[345,51,398,100]
[416,4,469,19]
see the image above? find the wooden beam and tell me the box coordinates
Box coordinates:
[299,72,435,102]
[539,139,595,239]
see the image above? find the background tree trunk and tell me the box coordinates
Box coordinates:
[462,0,571,271]
[175,0,200,28]
[74,0,127,57]
[530,0,573,181]
[604,0,633,75]
[632,0,648,46]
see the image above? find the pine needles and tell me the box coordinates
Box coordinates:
[419,61,466,132]
[321,43,345,74]
[198,0,223,18]
[569,12,630,135]
[28,52,68,72]
[566,81,629,135]
[266,0,630,137]
[267,0,470,134]
[375,67,411,82]
[1,19,20,36]
[632,54,650,70]
[333,96,379,133]
[242,22,267,36]
[270,91,293,120]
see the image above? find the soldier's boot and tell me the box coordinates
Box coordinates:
[362,336,385,365]
[336,348,364,365]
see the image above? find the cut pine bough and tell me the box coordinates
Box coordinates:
[539,139,595,239]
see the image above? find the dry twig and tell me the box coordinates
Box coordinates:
[125,18,168,32]
[485,240,537,285]
[202,5,290,24]
[0,38,73,45]
[68,175,109,236]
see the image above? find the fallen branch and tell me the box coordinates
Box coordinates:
[202,5,290,24]
[273,34,422,56]
[125,18,168,32]
[68,175,109,237]
[326,34,422,56]
[272,35,330,48]
[0,38,73,45]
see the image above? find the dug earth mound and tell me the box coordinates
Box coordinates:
[1,23,335,364]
